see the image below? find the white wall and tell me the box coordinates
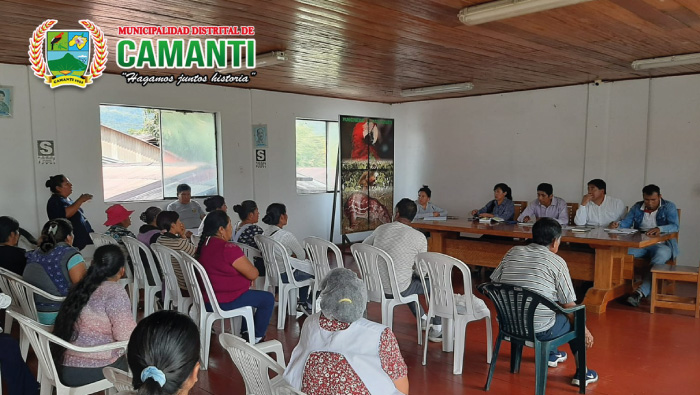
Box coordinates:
[393,77,700,266]
[1,62,698,265]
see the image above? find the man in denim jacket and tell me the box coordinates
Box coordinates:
[610,184,679,307]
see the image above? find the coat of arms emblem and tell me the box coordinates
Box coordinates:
[28,20,107,88]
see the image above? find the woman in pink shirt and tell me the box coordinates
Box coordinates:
[52,244,136,387]
[196,210,274,343]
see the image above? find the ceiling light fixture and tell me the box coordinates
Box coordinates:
[400,82,475,97]
[218,50,287,72]
[631,53,700,70]
[458,0,595,26]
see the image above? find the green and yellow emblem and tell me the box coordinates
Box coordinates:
[29,20,108,88]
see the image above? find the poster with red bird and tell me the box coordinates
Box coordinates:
[339,116,394,234]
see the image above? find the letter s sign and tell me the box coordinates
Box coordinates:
[38,140,55,156]
[255,149,266,161]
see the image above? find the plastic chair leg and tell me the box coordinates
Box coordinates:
[453,320,467,375]
[415,301,422,346]
[201,319,213,370]
[485,317,493,364]
[442,317,454,353]
[422,317,431,366]
[535,343,550,395]
[19,332,29,360]
[510,343,523,373]
[277,288,287,329]
[4,312,13,336]
[484,336,502,391]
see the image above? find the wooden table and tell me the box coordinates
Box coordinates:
[412,218,677,314]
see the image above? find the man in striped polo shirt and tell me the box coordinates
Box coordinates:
[491,218,598,387]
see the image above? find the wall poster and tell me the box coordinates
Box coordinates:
[340,115,394,234]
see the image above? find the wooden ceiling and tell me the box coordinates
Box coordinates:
[3,0,700,103]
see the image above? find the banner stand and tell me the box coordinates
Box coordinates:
[329,145,351,245]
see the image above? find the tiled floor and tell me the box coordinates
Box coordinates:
[6,251,700,395]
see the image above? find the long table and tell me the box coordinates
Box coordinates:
[411,218,677,314]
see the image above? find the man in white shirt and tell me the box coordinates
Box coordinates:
[363,198,442,341]
[574,179,626,227]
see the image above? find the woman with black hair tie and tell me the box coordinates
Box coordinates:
[232,200,265,275]
[155,211,197,293]
[196,210,274,343]
[52,244,136,387]
[45,174,94,251]
[23,218,87,324]
[137,207,162,246]
[196,195,227,237]
[126,310,201,395]
[262,203,315,314]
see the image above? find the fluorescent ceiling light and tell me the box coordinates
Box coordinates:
[400,82,474,97]
[218,50,287,72]
[631,53,700,70]
[458,0,595,26]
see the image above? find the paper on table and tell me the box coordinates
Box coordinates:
[422,216,447,221]
[604,228,638,234]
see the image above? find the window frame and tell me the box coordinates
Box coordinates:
[99,103,221,203]
[295,117,340,195]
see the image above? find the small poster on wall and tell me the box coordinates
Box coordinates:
[253,124,268,148]
[0,86,12,118]
[339,116,394,234]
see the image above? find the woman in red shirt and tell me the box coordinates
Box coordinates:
[196,210,274,343]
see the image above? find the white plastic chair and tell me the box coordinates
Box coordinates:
[90,233,134,300]
[303,237,343,313]
[350,243,423,345]
[190,234,200,246]
[150,243,193,314]
[220,333,306,395]
[180,252,254,370]
[0,267,22,337]
[255,235,314,330]
[8,310,127,395]
[102,367,133,392]
[122,236,162,319]
[415,252,493,375]
[233,241,266,290]
[2,268,65,359]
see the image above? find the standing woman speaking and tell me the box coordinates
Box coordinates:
[45,174,94,251]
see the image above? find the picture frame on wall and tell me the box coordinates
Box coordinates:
[0,86,12,118]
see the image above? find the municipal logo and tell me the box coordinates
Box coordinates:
[28,20,107,88]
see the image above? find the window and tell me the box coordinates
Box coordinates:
[295,119,339,194]
[99,105,219,202]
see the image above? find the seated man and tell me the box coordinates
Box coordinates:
[363,198,442,341]
[166,184,206,229]
[610,184,679,307]
[518,183,569,225]
[491,218,598,387]
[574,179,626,227]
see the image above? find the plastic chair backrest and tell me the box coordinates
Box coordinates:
[350,243,400,303]
[0,267,21,312]
[233,242,263,260]
[150,243,188,302]
[219,333,284,395]
[477,282,563,342]
[303,237,343,285]
[2,269,65,322]
[89,232,118,247]
[102,367,133,392]
[180,253,223,316]
[121,236,162,288]
[417,252,477,319]
[255,235,297,288]
[8,309,127,393]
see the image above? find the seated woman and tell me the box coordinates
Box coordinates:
[137,206,162,246]
[262,203,314,313]
[126,310,200,395]
[284,268,409,395]
[414,185,447,219]
[52,245,136,387]
[232,200,265,275]
[0,216,28,276]
[196,210,274,343]
[23,219,87,325]
[197,195,227,236]
[104,204,136,243]
[155,211,197,293]
[471,183,515,221]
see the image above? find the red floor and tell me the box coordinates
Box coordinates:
[6,254,700,395]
